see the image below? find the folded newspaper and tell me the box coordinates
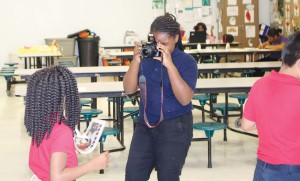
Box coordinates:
[74,119,106,154]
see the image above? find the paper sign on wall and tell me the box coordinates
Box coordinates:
[227,6,239,16]
[227,26,239,36]
[245,25,256,38]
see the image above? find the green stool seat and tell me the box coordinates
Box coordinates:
[80,109,103,120]
[193,122,227,168]
[80,98,93,107]
[79,109,103,131]
[5,63,19,67]
[213,102,240,116]
[193,94,210,106]
[107,97,134,117]
[241,69,256,77]
[0,73,14,81]
[123,106,139,119]
[193,94,210,122]
[100,127,121,142]
[193,122,227,138]
[229,94,248,105]
[124,106,139,129]
[99,126,121,174]
[1,69,14,73]
[203,58,215,63]
[107,97,133,103]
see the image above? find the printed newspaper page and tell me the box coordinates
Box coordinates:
[74,119,106,154]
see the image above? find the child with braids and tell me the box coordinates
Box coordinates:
[24,66,109,181]
[124,13,198,181]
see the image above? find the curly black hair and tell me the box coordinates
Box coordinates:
[150,12,183,51]
[24,66,80,147]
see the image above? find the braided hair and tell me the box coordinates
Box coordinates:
[150,13,183,51]
[24,66,80,147]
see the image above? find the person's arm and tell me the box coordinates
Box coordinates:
[157,43,194,106]
[241,117,256,131]
[258,41,270,49]
[264,42,286,50]
[50,151,109,181]
[123,42,142,94]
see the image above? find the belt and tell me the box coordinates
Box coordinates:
[257,159,300,172]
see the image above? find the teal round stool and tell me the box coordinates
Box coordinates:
[5,63,19,67]
[212,102,239,141]
[203,58,215,63]
[241,69,255,77]
[79,109,103,130]
[99,127,121,174]
[229,93,248,127]
[80,98,93,108]
[123,106,139,129]
[193,122,227,168]
[0,72,15,96]
[107,97,133,116]
[193,94,210,122]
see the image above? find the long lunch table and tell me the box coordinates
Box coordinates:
[15,77,260,144]
[14,61,281,80]
[195,77,259,139]
[108,48,281,62]
[101,42,240,50]
[18,52,61,69]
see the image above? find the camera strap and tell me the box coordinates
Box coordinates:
[139,60,164,128]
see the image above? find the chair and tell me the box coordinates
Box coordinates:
[99,127,121,174]
[212,102,240,141]
[123,106,139,129]
[193,122,227,168]
[229,93,248,127]
[107,97,134,117]
[79,109,103,130]
[192,94,210,122]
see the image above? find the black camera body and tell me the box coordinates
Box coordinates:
[141,34,161,58]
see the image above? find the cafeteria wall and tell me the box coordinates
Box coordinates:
[0,0,270,65]
[0,0,153,65]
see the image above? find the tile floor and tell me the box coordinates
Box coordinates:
[0,76,258,181]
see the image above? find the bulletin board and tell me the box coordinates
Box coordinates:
[156,0,217,39]
[217,0,259,48]
[270,0,300,37]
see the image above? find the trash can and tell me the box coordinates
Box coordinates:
[77,36,100,67]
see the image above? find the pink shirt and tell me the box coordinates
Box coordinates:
[29,123,78,181]
[244,70,300,164]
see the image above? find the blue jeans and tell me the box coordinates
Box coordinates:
[125,111,193,181]
[253,159,300,181]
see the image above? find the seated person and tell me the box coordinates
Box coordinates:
[193,22,215,43]
[256,28,287,62]
[253,28,287,76]
[192,22,215,63]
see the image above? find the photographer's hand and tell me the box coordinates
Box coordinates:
[156,43,173,69]
[133,41,142,63]
[123,41,142,94]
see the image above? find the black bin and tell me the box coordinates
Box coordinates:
[78,36,100,67]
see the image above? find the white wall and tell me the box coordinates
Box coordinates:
[258,0,271,25]
[0,0,154,65]
[1,0,270,65]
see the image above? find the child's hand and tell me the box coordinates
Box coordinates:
[89,151,109,170]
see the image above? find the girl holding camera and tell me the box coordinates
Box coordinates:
[123,13,198,181]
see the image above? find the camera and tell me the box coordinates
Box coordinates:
[141,34,161,58]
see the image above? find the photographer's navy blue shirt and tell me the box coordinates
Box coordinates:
[138,48,198,124]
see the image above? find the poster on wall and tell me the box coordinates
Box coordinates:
[285,4,291,18]
[227,6,239,16]
[245,5,254,23]
[228,0,237,5]
[227,26,239,36]
[152,0,164,17]
[202,0,211,6]
[294,0,299,17]
[245,25,256,38]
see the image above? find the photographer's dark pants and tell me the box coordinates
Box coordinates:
[125,111,193,181]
